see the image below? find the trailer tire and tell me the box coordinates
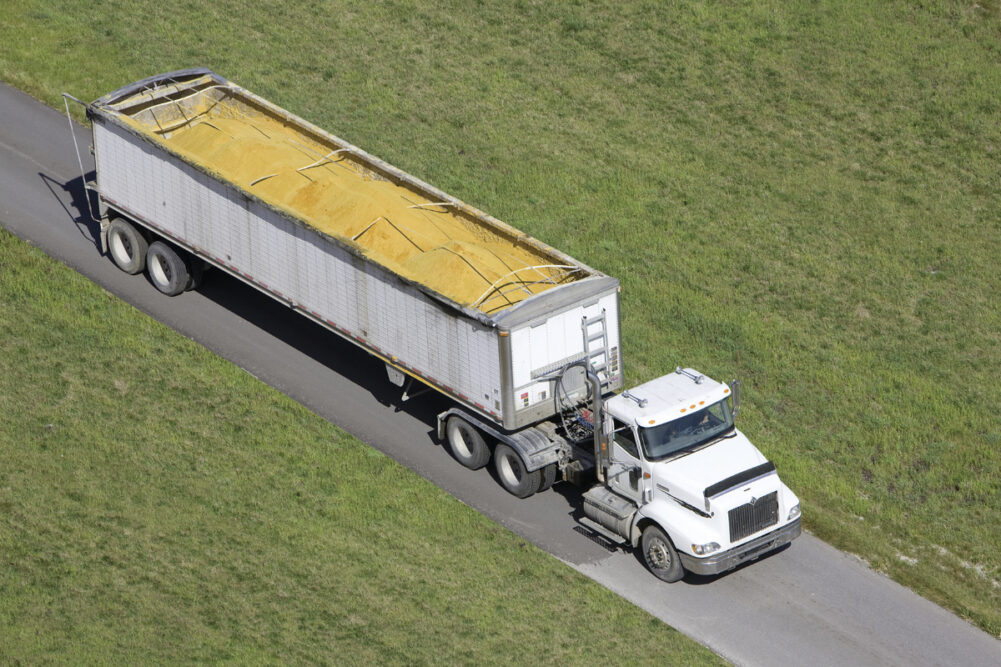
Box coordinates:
[108,218,148,274]
[146,241,191,296]
[445,416,490,470]
[493,444,539,498]
[641,525,684,582]
[537,462,558,493]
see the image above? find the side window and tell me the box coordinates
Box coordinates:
[612,418,639,459]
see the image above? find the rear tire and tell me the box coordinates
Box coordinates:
[445,416,490,470]
[146,241,191,296]
[107,218,148,274]
[641,525,684,582]
[493,444,539,498]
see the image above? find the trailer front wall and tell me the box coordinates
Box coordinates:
[94,119,504,420]
[507,290,622,424]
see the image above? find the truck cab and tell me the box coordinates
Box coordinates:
[582,368,801,581]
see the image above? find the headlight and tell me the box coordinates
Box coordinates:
[691,542,721,556]
[787,504,801,521]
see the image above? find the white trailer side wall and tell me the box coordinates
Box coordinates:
[94,120,504,420]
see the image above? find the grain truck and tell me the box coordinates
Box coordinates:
[69,69,800,580]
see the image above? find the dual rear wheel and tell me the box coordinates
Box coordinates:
[146,241,192,296]
[444,416,556,499]
[107,218,194,296]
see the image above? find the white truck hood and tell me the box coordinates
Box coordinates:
[652,430,769,511]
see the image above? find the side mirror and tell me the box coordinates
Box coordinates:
[729,378,742,419]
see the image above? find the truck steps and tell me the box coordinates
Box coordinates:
[577,516,628,546]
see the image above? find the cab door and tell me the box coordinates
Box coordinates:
[606,415,647,504]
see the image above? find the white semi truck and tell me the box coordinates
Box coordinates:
[71,69,800,581]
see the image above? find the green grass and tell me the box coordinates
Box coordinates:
[0,229,721,663]
[2,0,1000,637]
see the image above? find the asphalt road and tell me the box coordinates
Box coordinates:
[3,82,999,666]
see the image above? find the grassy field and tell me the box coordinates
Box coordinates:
[1,0,1000,638]
[0,229,721,663]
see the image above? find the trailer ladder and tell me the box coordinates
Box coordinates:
[581,310,611,387]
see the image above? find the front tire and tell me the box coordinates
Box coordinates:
[146,241,191,296]
[445,416,490,470]
[493,444,539,498]
[107,218,148,274]
[641,525,685,582]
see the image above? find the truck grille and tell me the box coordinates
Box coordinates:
[728,491,778,542]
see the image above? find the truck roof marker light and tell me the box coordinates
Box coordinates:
[699,401,705,406]
[679,408,687,414]
[724,388,730,394]
[648,419,656,424]
[690,404,696,410]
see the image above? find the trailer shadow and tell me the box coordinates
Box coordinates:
[43,171,101,250]
[193,267,453,435]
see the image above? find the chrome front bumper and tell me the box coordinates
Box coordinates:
[679,517,802,576]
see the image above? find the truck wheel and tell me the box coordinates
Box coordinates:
[146,241,191,296]
[107,218,148,274]
[641,525,684,582]
[445,416,490,470]
[537,462,558,493]
[493,444,539,498]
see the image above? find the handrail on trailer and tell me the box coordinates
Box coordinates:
[472,264,583,309]
[60,93,102,224]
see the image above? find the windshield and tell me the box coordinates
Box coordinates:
[639,399,734,460]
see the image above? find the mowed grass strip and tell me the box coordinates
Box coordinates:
[2,0,1000,635]
[0,229,721,663]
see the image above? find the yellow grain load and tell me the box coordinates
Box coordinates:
[111,77,583,313]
